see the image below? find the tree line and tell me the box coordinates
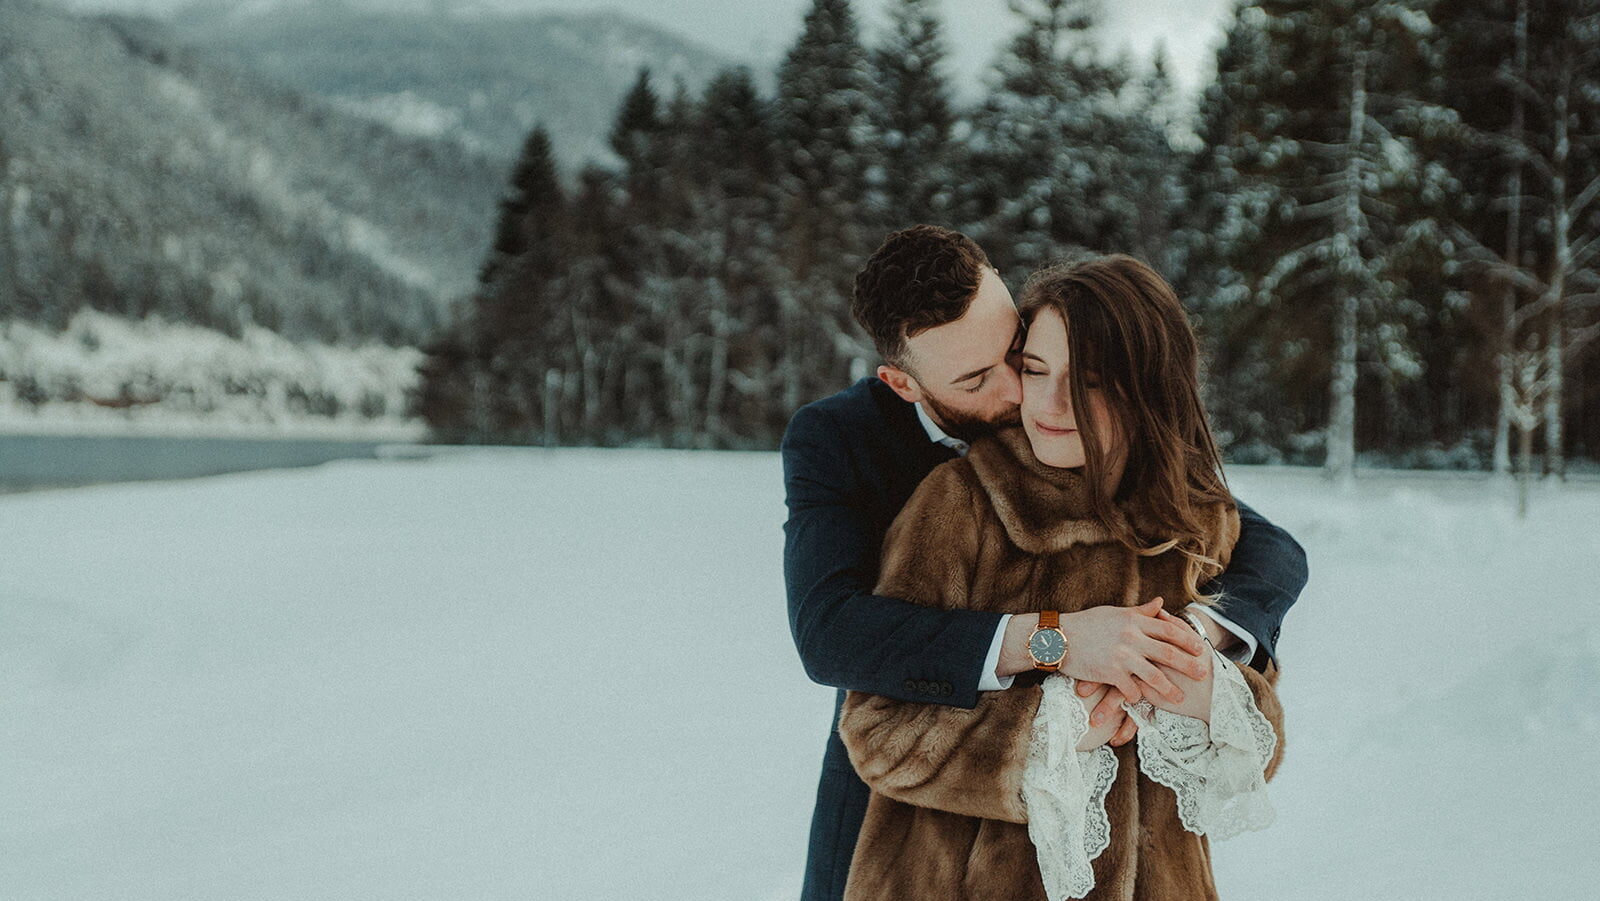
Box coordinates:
[415,0,1600,484]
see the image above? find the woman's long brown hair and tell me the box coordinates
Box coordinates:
[1017,253,1232,607]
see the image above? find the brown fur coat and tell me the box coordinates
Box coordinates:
[838,425,1285,901]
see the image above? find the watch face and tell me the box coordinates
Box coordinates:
[1029,628,1065,664]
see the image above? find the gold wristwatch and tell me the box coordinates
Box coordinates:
[1028,610,1069,672]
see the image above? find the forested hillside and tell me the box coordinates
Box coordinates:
[0,0,500,346]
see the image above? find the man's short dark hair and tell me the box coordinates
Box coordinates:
[851,225,992,371]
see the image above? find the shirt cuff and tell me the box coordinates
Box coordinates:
[1184,604,1259,665]
[978,613,1016,691]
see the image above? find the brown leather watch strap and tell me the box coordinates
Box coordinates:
[1032,610,1064,672]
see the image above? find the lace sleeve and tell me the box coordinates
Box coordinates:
[1123,646,1279,841]
[1021,673,1121,900]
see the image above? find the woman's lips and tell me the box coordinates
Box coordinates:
[1035,421,1077,436]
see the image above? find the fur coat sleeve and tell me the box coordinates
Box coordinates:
[837,461,1040,825]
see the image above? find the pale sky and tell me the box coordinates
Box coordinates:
[63,0,1240,100]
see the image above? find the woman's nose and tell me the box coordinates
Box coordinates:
[1045,380,1073,419]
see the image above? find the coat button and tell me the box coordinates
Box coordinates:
[904,678,917,692]
[940,681,952,695]
[916,680,930,694]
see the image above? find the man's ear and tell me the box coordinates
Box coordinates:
[877,364,923,405]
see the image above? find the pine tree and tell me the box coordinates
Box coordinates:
[478,125,562,287]
[560,164,624,444]
[610,67,663,174]
[773,0,878,408]
[1122,44,1187,276]
[0,133,17,317]
[960,0,1169,274]
[1434,0,1600,481]
[871,0,957,226]
[418,123,569,444]
[475,124,570,442]
[411,295,485,443]
[1186,0,1444,485]
[699,67,783,445]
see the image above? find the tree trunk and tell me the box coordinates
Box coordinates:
[1517,417,1532,519]
[703,279,731,447]
[543,368,562,447]
[1326,45,1367,488]
[1494,0,1529,478]
[1541,49,1570,481]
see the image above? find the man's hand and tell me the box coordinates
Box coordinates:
[1002,598,1208,702]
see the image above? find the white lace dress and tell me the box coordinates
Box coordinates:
[1020,613,1279,900]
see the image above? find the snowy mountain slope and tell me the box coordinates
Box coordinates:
[171,1,749,165]
[1,452,1595,898]
[0,0,501,344]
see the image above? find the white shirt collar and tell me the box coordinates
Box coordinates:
[915,401,971,457]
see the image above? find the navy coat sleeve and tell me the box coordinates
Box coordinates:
[1202,497,1308,672]
[781,403,1005,711]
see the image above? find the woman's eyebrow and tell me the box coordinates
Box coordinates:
[1020,352,1047,365]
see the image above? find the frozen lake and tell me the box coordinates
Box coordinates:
[0,432,414,493]
[3,448,1597,899]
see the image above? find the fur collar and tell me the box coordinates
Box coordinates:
[965,425,1170,554]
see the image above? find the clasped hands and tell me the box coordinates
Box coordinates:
[1002,598,1218,750]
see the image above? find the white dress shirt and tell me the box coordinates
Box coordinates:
[912,402,1260,692]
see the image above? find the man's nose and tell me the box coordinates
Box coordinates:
[998,363,1023,406]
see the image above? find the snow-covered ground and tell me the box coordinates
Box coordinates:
[2,449,1597,899]
[0,311,425,439]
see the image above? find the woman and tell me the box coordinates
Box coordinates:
[837,254,1286,900]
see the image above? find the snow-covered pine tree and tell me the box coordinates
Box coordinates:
[1190,0,1440,485]
[1120,42,1187,278]
[0,133,17,317]
[606,67,673,441]
[697,67,784,445]
[650,77,714,447]
[1435,0,1600,481]
[773,0,878,408]
[960,0,1173,275]
[870,0,958,228]
[1424,0,1532,478]
[557,165,627,445]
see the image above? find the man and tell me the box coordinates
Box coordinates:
[781,225,1308,901]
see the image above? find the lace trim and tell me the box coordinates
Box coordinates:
[1125,647,1279,840]
[1022,673,1119,900]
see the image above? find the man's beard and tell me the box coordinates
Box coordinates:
[920,390,1022,444]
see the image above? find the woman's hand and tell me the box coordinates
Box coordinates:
[1014,598,1208,705]
[1074,608,1213,740]
[1144,639,1214,722]
[1071,680,1122,750]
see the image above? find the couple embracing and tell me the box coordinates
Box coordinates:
[780,225,1308,900]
